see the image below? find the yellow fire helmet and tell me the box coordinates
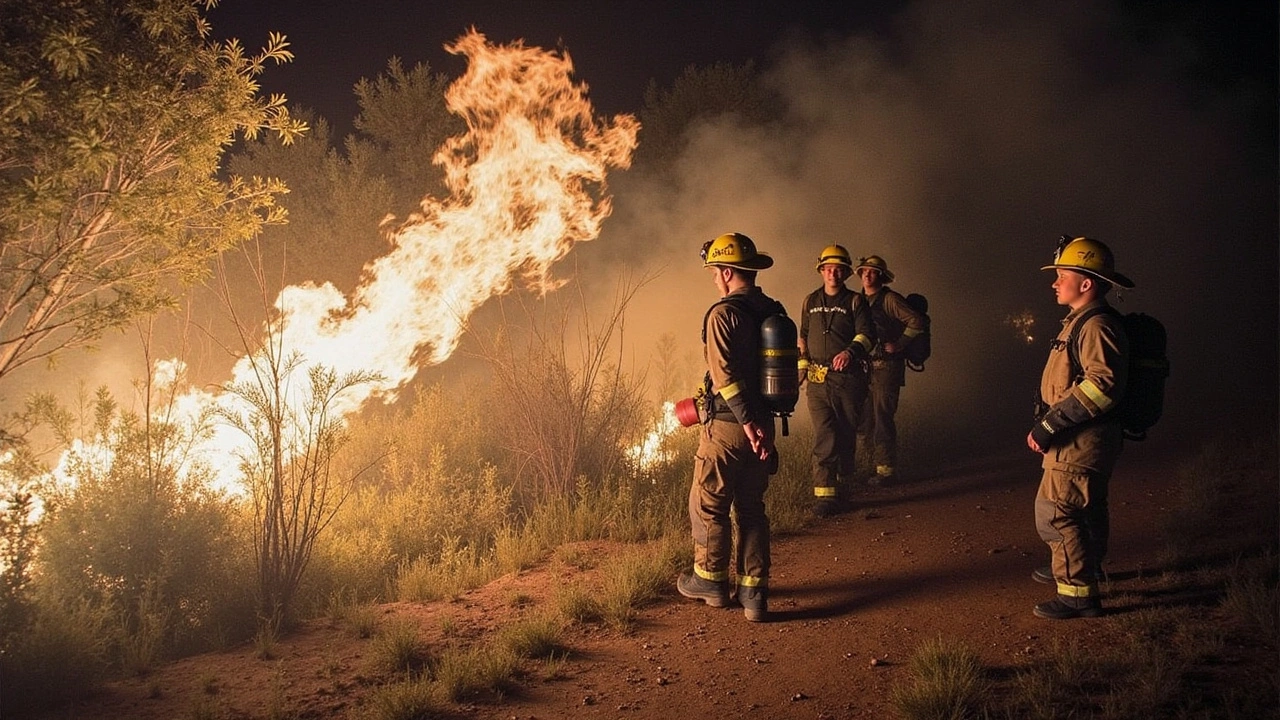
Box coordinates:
[815,244,854,271]
[1041,236,1135,289]
[855,254,895,283]
[701,232,774,271]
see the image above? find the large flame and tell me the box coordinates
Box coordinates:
[54,31,638,493]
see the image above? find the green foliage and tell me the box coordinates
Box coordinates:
[37,388,249,662]
[350,57,463,214]
[0,0,306,382]
[553,582,603,625]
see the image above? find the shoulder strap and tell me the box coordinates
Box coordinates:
[700,294,756,344]
[1066,306,1120,378]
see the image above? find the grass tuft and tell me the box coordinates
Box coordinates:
[890,637,988,720]
[369,620,432,677]
[495,615,566,659]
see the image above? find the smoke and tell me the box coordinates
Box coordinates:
[601,0,1276,460]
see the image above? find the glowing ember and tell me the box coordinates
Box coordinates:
[1005,310,1036,345]
[53,31,638,494]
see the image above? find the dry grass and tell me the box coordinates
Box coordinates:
[890,637,988,720]
[368,620,432,676]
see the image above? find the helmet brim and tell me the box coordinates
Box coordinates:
[855,266,895,283]
[1040,264,1135,290]
[815,260,854,271]
[710,253,774,271]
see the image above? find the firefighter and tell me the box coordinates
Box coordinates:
[677,232,783,622]
[1027,236,1133,619]
[798,245,875,516]
[855,255,926,485]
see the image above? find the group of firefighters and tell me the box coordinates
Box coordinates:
[677,232,1133,623]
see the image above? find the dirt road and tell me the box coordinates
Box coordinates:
[465,447,1182,720]
[72,443,1192,720]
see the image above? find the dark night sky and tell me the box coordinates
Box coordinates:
[212,0,908,128]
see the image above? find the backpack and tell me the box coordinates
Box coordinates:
[1067,307,1169,441]
[869,290,932,372]
[701,294,799,428]
[903,293,932,372]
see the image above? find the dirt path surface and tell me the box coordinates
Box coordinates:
[466,449,1181,720]
[72,445,1190,720]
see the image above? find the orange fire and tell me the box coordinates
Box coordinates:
[54,31,638,493]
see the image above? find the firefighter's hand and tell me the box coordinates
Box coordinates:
[882,341,900,355]
[743,421,774,462]
[831,349,851,372]
[1026,431,1047,454]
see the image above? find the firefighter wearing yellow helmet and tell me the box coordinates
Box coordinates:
[1028,236,1133,619]
[855,254,926,486]
[678,232,783,622]
[798,244,875,516]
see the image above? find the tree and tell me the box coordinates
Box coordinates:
[634,61,780,169]
[0,0,307,385]
[226,58,463,293]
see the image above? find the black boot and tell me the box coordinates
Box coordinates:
[677,573,730,608]
[1033,594,1102,620]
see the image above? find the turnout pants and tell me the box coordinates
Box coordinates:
[689,418,771,585]
[857,361,904,475]
[1035,465,1110,595]
[807,371,868,497]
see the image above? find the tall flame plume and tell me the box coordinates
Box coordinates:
[57,31,638,493]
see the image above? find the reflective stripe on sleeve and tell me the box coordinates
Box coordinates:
[902,326,921,338]
[853,334,872,352]
[814,486,837,498]
[1077,379,1115,413]
[720,381,743,399]
[797,358,810,369]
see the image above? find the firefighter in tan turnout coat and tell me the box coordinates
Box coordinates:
[856,255,926,485]
[1027,236,1132,620]
[677,232,784,622]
